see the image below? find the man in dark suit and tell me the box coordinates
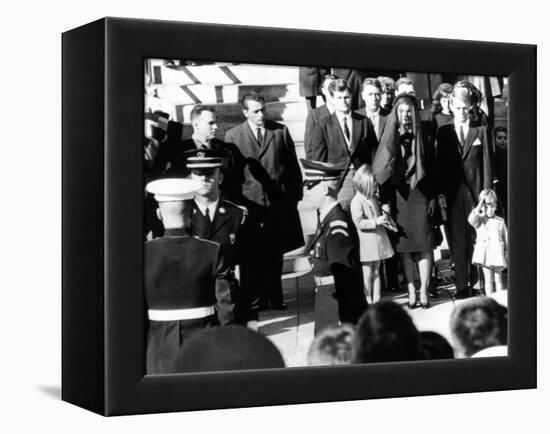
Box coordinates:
[356,77,388,141]
[224,92,304,311]
[307,78,378,210]
[144,178,234,374]
[169,105,244,203]
[302,159,368,333]
[183,148,253,326]
[304,73,337,159]
[436,86,492,299]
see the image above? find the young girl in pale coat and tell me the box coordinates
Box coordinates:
[468,189,508,294]
[350,164,395,304]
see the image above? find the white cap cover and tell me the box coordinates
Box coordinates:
[146,178,202,202]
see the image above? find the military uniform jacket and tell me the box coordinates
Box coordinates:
[187,199,246,268]
[145,229,235,374]
[145,228,234,320]
[309,204,368,325]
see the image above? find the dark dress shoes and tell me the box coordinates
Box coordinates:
[270,303,288,311]
[453,290,471,300]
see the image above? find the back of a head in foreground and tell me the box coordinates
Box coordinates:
[353,301,422,364]
[307,324,355,366]
[419,331,455,360]
[174,325,285,373]
[450,297,508,358]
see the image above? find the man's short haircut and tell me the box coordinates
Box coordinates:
[328,78,351,97]
[494,125,508,136]
[450,297,508,357]
[395,76,414,90]
[361,77,382,92]
[307,324,355,366]
[452,80,480,105]
[451,85,473,105]
[190,104,216,122]
[241,91,266,109]
[377,76,395,92]
[321,73,338,88]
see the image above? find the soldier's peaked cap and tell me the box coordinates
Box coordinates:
[300,159,346,181]
[146,178,202,202]
[185,148,223,169]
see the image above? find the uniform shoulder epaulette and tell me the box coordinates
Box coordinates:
[192,236,221,247]
[222,200,248,224]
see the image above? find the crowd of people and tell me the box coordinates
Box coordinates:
[149,297,508,373]
[143,67,509,374]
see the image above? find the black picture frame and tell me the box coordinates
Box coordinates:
[62,17,536,416]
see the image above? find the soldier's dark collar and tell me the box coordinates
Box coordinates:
[163,228,190,237]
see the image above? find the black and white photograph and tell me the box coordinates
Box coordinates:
[2,0,545,431]
[143,59,510,373]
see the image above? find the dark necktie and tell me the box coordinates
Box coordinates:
[257,128,263,147]
[459,125,466,148]
[205,207,212,226]
[343,116,351,142]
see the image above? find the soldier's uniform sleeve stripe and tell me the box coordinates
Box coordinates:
[330,228,349,237]
[329,220,348,229]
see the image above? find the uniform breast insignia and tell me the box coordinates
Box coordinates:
[219,207,226,214]
[229,233,236,244]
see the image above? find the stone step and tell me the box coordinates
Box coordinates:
[177,120,306,144]
[178,100,308,124]
[151,62,299,86]
[154,83,301,106]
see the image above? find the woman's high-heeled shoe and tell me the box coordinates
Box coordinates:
[407,285,417,309]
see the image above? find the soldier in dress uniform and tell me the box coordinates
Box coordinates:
[145,178,235,375]
[183,148,255,327]
[301,159,368,334]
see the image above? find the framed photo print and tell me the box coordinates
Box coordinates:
[62,17,536,415]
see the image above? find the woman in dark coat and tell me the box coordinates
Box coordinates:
[431,83,454,128]
[373,94,437,308]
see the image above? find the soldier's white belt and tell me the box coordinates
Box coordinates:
[314,275,335,286]
[148,306,215,321]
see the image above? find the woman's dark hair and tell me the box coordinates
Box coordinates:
[431,83,453,114]
[419,331,455,360]
[353,301,423,363]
